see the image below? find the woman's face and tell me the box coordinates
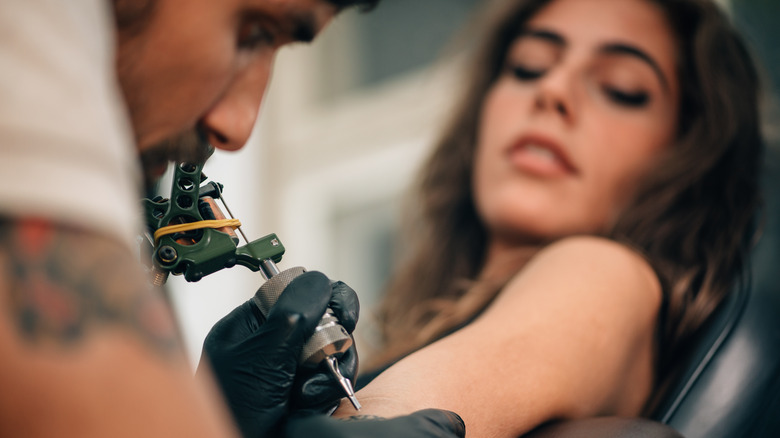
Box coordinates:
[473,0,680,245]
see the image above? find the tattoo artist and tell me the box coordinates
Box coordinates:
[0,1,465,437]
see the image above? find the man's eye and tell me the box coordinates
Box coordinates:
[238,21,275,50]
[508,65,545,81]
[604,87,650,108]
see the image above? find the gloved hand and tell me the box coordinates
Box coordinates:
[196,271,360,438]
[289,280,359,415]
[283,409,466,438]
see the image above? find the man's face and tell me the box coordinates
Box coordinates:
[114,0,337,187]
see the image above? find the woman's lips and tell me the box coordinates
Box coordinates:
[506,135,578,177]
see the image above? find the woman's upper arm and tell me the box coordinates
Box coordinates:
[343,236,662,437]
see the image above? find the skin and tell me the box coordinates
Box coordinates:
[475,0,680,257]
[334,0,678,436]
[0,0,337,436]
[115,0,337,186]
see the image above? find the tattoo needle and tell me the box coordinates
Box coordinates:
[326,356,362,410]
[219,188,361,410]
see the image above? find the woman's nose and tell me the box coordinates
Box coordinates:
[200,58,272,151]
[533,65,577,124]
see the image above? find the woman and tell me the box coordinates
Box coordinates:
[333,0,764,436]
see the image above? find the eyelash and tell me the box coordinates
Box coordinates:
[603,88,649,107]
[508,64,651,108]
[509,65,545,81]
[237,21,276,50]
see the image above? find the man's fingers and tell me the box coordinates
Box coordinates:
[202,301,261,351]
[284,409,465,438]
[404,409,466,437]
[292,345,358,412]
[328,281,359,333]
[264,271,332,339]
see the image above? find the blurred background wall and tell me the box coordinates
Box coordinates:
[165,0,778,368]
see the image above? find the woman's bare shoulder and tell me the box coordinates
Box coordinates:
[474,236,662,417]
[485,235,663,342]
[513,235,661,306]
[536,235,655,269]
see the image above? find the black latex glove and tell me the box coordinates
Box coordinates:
[284,409,466,438]
[289,280,359,415]
[197,271,359,438]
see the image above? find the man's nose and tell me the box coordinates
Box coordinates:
[200,58,272,151]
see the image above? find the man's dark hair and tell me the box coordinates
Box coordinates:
[326,0,381,11]
[113,0,381,36]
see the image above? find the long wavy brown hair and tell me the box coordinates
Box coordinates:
[372,0,764,400]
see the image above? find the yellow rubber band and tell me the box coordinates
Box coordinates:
[154,219,242,244]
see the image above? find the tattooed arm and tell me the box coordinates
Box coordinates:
[0,217,239,437]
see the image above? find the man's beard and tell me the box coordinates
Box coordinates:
[139,129,214,191]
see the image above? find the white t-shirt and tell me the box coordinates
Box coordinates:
[0,0,142,250]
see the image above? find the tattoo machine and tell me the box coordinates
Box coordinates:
[141,161,361,410]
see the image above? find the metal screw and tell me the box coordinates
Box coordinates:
[151,267,169,286]
[157,245,178,264]
[271,239,280,247]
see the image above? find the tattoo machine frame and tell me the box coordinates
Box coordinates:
[142,161,361,410]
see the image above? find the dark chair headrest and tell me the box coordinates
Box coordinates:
[650,143,780,437]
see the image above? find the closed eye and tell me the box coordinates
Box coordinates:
[237,20,277,50]
[509,65,546,81]
[604,87,649,108]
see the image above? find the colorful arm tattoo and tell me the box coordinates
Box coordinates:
[0,217,182,357]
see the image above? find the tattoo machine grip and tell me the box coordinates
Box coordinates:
[253,266,361,410]
[253,266,353,365]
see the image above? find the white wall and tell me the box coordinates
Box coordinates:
[168,8,465,367]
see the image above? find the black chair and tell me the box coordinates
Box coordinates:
[526,144,780,438]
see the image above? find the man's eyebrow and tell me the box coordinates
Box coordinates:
[242,8,318,43]
[287,10,317,43]
[600,43,671,92]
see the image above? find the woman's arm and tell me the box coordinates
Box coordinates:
[335,236,662,438]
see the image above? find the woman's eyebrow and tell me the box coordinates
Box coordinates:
[600,43,671,92]
[515,30,671,93]
[517,28,566,47]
